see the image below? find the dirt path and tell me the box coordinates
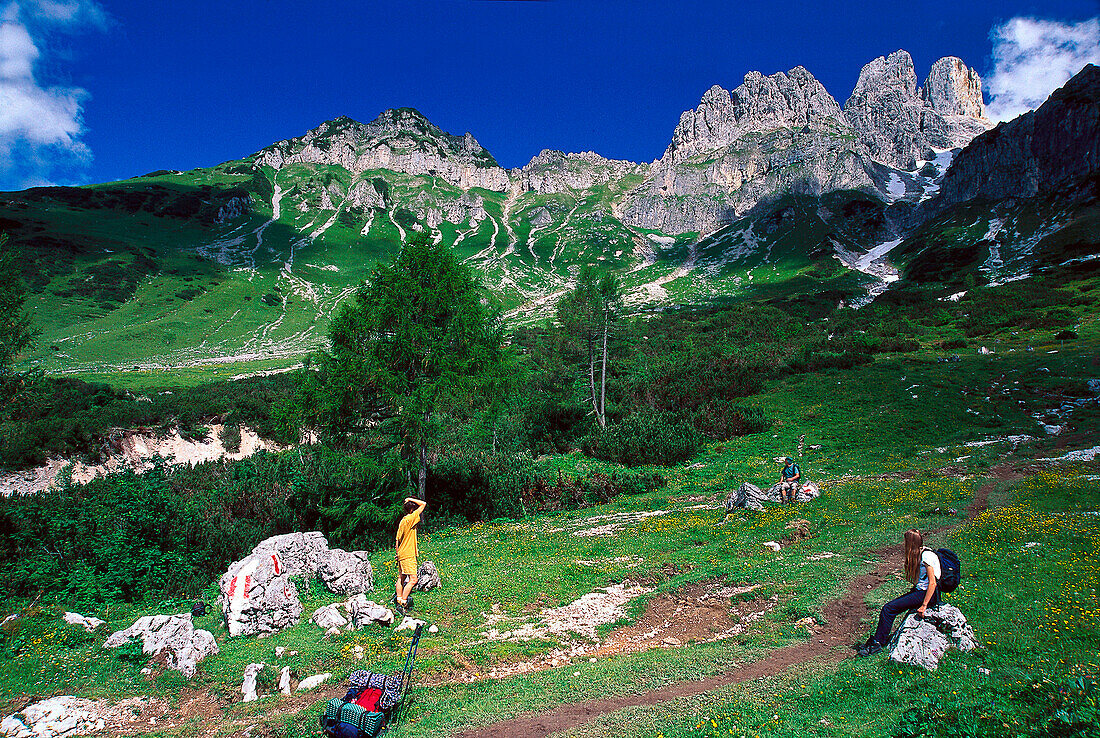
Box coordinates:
[453,472,1004,738]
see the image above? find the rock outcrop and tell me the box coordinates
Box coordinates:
[220,531,386,636]
[934,64,1100,207]
[347,595,395,628]
[252,532,331,578]
[310,596,394,632]
[219,551,303,637]
[310,603,349,631]
[621,66,876,234]
[414,561,441,592]
[317,548,375,596]
[63,612,104,632]
[889,603,978,670]
[725,481,822,512]
[1,698,105,738]
[254,111,510,192]
[724,482,769,512]
[102,614,218,678]
[513,150,646,195]
[843,51,992,170]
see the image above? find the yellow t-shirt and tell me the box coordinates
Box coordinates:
[396,510,420,562]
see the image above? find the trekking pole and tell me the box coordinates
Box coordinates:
[392,624,423,728]
[887,613,912,653]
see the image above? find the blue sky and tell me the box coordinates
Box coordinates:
[1,0,1098,189]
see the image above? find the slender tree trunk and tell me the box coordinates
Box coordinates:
[417,408,429,501]
[588,336,604,429]
[418,440,427,500]
[599,312,608,427]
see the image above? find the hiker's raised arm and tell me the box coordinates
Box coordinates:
[405,497,427,511]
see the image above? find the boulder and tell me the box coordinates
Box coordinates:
[241,663,265,702]
[0,697,104,738]
[889,603,977,670]
[394,616,427,632]
[219,552,303,637]
[63,612,105,632]
[251,532,330,578]
[414,561,441,591]
[278,666,292,695]
[796,482,822,502]
[103,613,218,678]
[347,595,394,628]
[724,482,769,512]
[310,603,349,631]
[297,673,331,691]
[318,548,375,595]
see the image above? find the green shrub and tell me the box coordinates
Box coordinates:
[581,410,703,467]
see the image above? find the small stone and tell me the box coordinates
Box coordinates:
[297,673,332,692]
[662,637,681,646]
[241,663,265,702]
[763,541,781,552]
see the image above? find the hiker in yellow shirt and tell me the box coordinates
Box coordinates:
[394,497,427,614]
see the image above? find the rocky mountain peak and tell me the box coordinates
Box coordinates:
[253,109,508,192]
[513,149,646,195]
[664,65,847,165]
[851,50,919,102]
[844,50,992,169]
[933,63,1100,207]
[923,57,986,119]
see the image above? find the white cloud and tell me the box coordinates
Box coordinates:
[0,0,105,190]
[986,16,1100,123]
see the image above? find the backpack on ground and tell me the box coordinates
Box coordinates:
[935,548,961,593]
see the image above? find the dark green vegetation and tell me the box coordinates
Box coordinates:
[305,232,509,498]
[0,373,298,471]
[0,233,39,402]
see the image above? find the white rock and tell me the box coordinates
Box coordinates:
[219,552,302,637]
[428,624,439,634]
[310,603,349,630]
[296,673,331,691]
[889,604,978,670]
[102,613,218,678]
[763,541,782,552]
[414,560,441,591]
[63,612,105,632]
[250,532,331,578]
[394,616,427,632]
[274,646,285,658]
[347,595,394,628]
[317,549,375,595]
[241,663,265,702]
[278,666,292,695]
[0,697,105,738]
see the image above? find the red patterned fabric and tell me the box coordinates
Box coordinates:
[354,688,382,712]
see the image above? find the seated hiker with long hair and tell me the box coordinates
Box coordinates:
[858,529,940,656]
[394,497,427,615]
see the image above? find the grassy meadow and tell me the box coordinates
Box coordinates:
[2,307,1097,737]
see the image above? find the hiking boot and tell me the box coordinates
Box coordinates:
[857,640,883,657]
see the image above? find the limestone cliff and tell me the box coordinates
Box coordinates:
[933,64,1100,207]
[253,110,510,192]
[843,51,992,170]
[620,67,876,234]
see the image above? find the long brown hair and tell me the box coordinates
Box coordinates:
[903,529,924,585]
